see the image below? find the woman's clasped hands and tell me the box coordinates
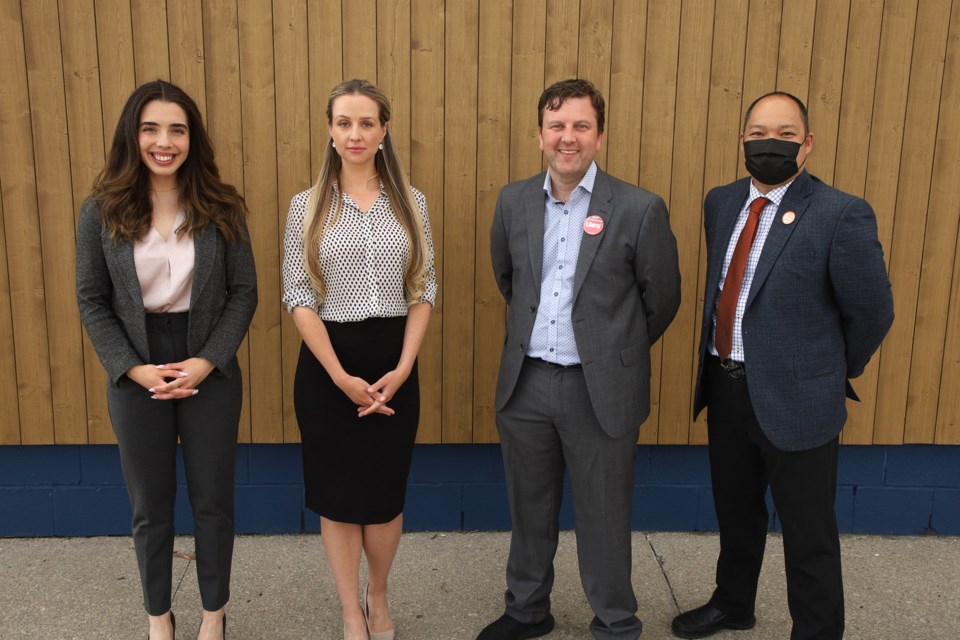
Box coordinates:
[126,357,216,400]
[334,367,411,417]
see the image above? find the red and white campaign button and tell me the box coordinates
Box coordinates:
[583,215,604,235]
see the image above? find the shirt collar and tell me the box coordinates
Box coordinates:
[543,161,598,203]
[748,176,794,210]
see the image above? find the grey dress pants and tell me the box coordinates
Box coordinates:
[497,357,643,640]
[107,312,241,615]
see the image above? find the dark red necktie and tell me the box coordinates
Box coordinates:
[715,197,769,361]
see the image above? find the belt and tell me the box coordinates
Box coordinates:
[524,356,582,370]
[720,358,746,380]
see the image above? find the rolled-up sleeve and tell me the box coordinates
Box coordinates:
[282,189,319,313]
[413,188,437,307]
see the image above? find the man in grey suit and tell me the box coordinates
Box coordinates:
[672,92,894,640]
[477,78,681,640]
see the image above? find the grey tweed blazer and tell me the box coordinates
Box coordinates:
[76,197,258,385]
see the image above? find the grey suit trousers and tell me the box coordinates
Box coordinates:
[497,357,643,640]
[107,312,241,615]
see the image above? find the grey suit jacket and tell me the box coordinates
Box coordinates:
[693,172,894,451]
[491,169,681,438]
[76,197,258,385]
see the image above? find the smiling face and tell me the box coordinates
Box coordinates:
[328,93,387,171]
[538,96,603,189]
[138,100,190,187]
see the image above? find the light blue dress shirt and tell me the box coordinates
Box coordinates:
[526,162,598,365]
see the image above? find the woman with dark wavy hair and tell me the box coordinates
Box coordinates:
[283,79,435,640]
[76,79,257,640]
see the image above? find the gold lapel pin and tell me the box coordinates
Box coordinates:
[782,211,796,225]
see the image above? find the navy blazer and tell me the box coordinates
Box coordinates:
[76,198,258,385]
[491,170,681,438]
[693,172,894,451]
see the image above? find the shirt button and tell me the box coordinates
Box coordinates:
[558,265,563,270]
[549,348,555,352]
[554,292,559,297]
[560,237,565,242]
[550,320,555,325]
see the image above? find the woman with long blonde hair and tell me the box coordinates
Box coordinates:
[282,79,435,640]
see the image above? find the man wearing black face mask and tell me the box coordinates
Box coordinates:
[672,92,894,640]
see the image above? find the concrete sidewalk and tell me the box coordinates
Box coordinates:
[1,532,957,639]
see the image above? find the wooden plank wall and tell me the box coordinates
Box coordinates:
[1,0,958,446]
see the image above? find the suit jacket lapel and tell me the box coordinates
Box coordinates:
[111,241,145,308]
[572,171,613,304]
[191,225,217,304]
[523,174,547,290]
[746,171,813,308]
[705,179,751,313]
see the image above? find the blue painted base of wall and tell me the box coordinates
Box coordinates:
[2,444,959,537]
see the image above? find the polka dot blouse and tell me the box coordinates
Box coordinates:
[282,183,437,322]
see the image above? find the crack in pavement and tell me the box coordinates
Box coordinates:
[171,550,193,605]
[647,533,682,614]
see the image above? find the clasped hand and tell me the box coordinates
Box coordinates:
[335,368,409,417]
[126,358,216,400]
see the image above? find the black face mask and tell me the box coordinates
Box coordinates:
[743,138,803,185]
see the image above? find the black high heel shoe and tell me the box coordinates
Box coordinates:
[147,611,175,640]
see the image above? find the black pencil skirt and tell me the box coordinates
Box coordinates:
[294,315,420,524]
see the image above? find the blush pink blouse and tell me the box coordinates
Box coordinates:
[133,211,195,313]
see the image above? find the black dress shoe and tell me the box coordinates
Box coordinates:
[672,603,755,639]
[476,613,555,640]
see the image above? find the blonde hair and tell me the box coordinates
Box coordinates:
[303,79,430,303]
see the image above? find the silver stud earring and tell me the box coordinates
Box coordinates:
[378,142,384,151]
[331,141,336,148]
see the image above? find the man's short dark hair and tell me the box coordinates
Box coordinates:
[742,91,809,135]
[538,78,606,134]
